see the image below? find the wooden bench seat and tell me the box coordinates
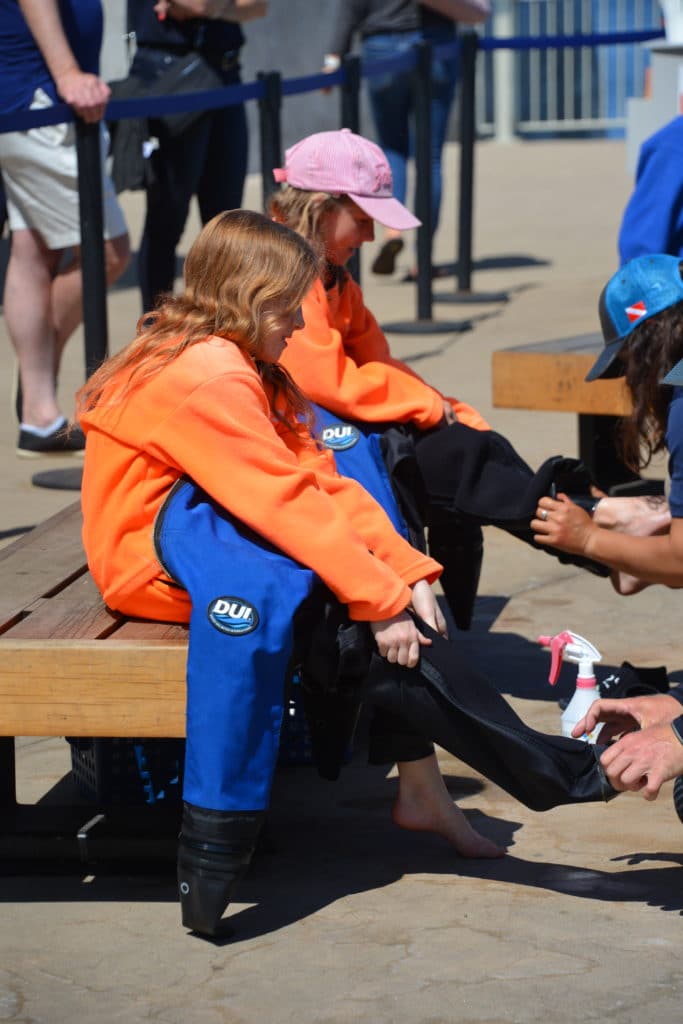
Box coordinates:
[0,501,188,739]
[491,333,630,417]
[0,501,189,860]
[491,332,651,492]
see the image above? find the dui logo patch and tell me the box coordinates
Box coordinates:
[208,597,259,636]
[321,422,360,451]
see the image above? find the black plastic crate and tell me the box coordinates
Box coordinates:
[67,680,317,803]
[68,737,184,805]
[278,682,314,766]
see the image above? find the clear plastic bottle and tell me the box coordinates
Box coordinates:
[560,664,603,742]
[538,631,603,743]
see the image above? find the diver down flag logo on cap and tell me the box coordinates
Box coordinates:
[626,300,647,323]
[586,255,683,382]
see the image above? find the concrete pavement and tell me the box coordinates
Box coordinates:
[1,138,682,1024]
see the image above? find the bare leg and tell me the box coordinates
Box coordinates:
[593,495,671,595]
[6,230,130,426]
[392,753,506,858]
[52,233,130,373]
[4,228,63,427]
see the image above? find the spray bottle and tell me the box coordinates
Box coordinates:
[537,630,603,742]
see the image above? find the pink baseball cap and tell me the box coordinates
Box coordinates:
[273,128,421,231]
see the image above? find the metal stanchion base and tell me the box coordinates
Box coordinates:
[31,466,83,491]
[381,318,472,336]
[434,289,509,305]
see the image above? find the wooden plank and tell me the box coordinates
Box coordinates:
[0,501,87,632]
[0,640,187,737]
[3,573,120,640]
[491,346,631,415]
[112,619,189,641]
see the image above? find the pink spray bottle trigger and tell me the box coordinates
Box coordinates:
[537,631,575,686]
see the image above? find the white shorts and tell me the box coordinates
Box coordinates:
[0,88,127,250]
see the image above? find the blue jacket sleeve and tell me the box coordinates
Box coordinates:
[618,120,683,265]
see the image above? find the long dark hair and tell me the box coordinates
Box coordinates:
[619,300,683,469]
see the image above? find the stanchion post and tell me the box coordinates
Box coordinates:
[380,42,472,336]
[340,54,361,133]
[457,31,477,295]
[340,54,362,284]
[75,119,108,376]
[434,32,507,306]
[413,39,434,321]
[258,71,283,207]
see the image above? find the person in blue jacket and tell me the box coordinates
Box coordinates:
[618,116,683,265]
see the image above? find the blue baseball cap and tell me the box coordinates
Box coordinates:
[586,255,683,382]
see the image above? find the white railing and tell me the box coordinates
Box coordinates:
[476,0,663,139]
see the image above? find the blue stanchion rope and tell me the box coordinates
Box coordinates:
[478,29,665,52]
[0,27,666,136]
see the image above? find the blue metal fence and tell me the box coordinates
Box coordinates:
[479,0,663,138]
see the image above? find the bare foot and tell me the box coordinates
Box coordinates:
[610,570,650,596]
[392,794,505,858]
[595,495,670,593]
[393,755,505,858]
[593,495,671,536]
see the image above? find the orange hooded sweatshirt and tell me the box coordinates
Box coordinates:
[79,336,441,624]
[279,274,490,431]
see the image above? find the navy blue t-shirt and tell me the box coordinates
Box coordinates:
[0,0,103,114]
[666,386,683,518]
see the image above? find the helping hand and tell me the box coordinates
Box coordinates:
[597,723,683,799]
[572,693,683,743]
[532,492,595,555]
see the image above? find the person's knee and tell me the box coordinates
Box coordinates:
[104,232,131,285]
[7,227,53,268]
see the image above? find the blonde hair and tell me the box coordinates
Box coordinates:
[269,185,350,256]
[77,210,320,432]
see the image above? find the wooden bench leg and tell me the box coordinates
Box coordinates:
[0,738,17,808]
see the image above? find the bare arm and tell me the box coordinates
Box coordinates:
[155,0,267,22]
[532,494,683,588]
[18,0,110,122]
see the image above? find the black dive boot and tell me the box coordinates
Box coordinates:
[177,802,265,937]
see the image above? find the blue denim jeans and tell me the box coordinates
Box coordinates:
[131,47,248,311]
[362,29,458,235]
